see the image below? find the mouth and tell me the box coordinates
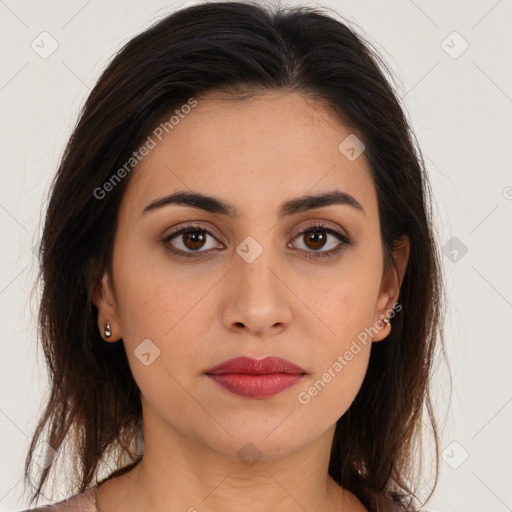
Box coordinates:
[205,356,307,398]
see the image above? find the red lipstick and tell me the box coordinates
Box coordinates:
[205,356,306,398]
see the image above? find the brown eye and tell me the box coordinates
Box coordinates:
[181,231,207,251]
[301,230,329,251]
[163,226,223,257]
[290,224,351,260]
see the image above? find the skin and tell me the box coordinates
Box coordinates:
[93,90,409,512]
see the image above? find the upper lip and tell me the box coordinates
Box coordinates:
[205,356,307,375]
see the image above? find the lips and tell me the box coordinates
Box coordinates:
[205,356,307,398]
[205,356,306,376]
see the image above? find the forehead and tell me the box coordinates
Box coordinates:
[120,91,378,224]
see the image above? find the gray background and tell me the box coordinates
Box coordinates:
[0,0,511,510]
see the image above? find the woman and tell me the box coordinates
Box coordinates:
[22,1,446,511]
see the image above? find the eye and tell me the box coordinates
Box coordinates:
[289,224,352,259]
[162,225,223,257]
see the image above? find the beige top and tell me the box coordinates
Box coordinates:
[20,483,101,511]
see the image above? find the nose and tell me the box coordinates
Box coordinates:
[221,246,293,338]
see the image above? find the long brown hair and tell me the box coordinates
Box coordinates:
[24,1,447,510]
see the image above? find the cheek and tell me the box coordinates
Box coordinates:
[112,242,205,339]
[297,336,372,428]
[291,255,381,340]
[112,265,205,424]
[289,256,380,419]
[111,249,219,390]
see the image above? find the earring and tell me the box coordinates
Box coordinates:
[104,321,112,339]
[383,318,391,326]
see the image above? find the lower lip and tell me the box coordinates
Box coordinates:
[206,373,304,398]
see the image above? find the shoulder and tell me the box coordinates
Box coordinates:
[19,484,100,512]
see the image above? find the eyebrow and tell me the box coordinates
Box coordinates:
[140,190,365,219]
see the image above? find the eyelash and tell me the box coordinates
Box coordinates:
[162,223,352,260]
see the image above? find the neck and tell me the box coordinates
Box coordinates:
[97,410,358,512]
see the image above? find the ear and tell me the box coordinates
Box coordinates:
[92,273,121,342]
[372,235,410,342]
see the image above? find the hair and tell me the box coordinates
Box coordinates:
[24,1,447,510]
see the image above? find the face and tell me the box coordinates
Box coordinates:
[94,91,409,461]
